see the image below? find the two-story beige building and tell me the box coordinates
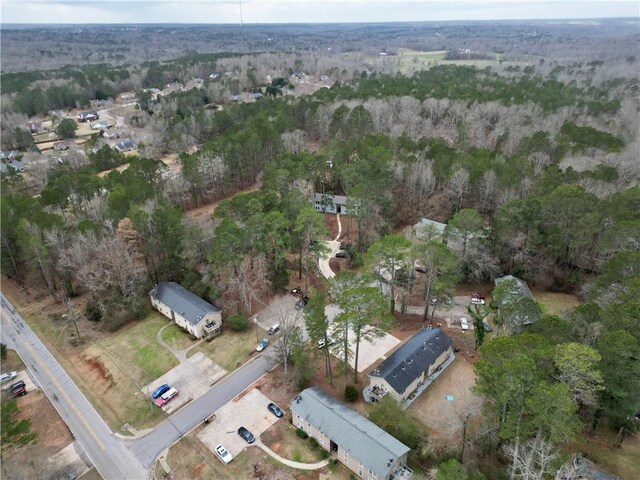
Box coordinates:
[367,328,453,404]
[149,282,221,339]
[291,388,412,480]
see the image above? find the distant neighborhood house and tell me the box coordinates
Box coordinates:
[291,387,412,480]
[90,120,111,130]
[0,160,25,174]
[149,282,221,339]
[411,217,447,242]
[312,193,358,214]
[494,274,541,325]
[367,328,453,405]
[114,139,136,152]
[78,110,99,122]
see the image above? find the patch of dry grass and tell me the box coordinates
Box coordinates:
[531,289,582,316]
[188,329,255,372]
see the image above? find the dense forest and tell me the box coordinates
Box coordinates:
[1,19,638,480]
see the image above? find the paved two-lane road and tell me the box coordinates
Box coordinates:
[1,294,147,480]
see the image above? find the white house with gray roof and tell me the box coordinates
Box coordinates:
[312,193,357,215]
[149,282,221,338]
[291,387,412,480]
[367,328,453,404]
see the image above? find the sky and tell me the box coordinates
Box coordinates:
[1,0,638,24]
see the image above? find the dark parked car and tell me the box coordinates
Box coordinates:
[335,251,349,258]
[151,384,171,399]
[415,266,427,274]
[237,426,255,443]
[11,385,27,398]
[267,324,280,335]
[295,296,310,310]
[267,402,284,418]
[9,380,25,392]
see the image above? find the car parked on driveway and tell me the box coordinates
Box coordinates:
[294,295,309,310]
[267,402,284,418]
[460,317,469,331]
[335,251,349,258]
[1,371,17,385]
[215,444,233,464]
[9,380,25,392]
[267,324,280,335]
[291,286,302,295]
[154,387,178,407]
[11,385,27,398]
[151,384,170,399]
[316,337,336,349]
[256,338,269,352]
[237,426,255,443]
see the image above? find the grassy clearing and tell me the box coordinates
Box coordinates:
[165,437,260,480]
[11,289,175,430]
[188,329,255,372]
[531,289,582,317]
[569,425,640,480]
[262,421,326,463]
[2,349,25,372]
[160,323,196,351]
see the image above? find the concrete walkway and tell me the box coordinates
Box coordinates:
[318,213,342,280]
[156,323,204,364]
[256,439,330,470]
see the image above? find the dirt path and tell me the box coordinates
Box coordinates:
[185,184,259,230]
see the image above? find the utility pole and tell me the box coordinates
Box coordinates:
[64,297,81,342]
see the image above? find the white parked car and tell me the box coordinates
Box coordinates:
[215,444,233,464]
[1,371,17,385]
[460,317,469,331]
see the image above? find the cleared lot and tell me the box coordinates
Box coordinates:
[142,352,226,414]
[253,295,308,341]
[408,356,483,448]
[197,388,281,458]
[325,304,400,372]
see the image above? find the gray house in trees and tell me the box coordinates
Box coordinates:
[150,282,221,338]
[291,388,412,480]
[312,193,358,214]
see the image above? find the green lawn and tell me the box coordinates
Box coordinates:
[160,323,196,351]
[531,289,582,316]
[188,328,256,372]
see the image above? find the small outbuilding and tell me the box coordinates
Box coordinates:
[149,282,222,339]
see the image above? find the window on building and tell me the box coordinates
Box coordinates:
[343,450,348,463]
[358,463,363,476]
[319,436,324,446]
[368,472,377,480]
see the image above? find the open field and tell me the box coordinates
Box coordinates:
[408,356,483,450]
[568,424,640,480]
[1,281,177,430]
[531,289,582,317]
[187,328,256,372]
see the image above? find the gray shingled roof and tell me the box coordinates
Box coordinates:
[291,388,409,479]
[149,282,219,326]
[369,328,452,395]
[494,275,534,300]
[416,218,447,234]
[312,193,349,206]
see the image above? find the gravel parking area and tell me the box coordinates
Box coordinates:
[142,352,226,414]
[252,295,308,341]
[197,388,281,458]
[325,305,401,372]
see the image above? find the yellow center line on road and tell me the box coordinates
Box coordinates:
[23,337,106,450]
